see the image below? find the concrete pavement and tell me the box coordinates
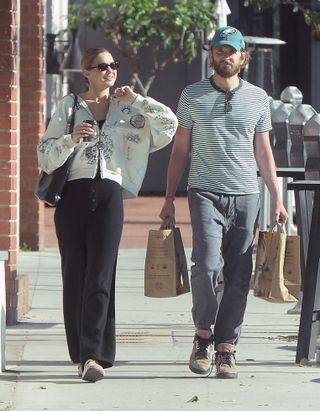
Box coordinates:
[1,196,320,410]
[0,248,320,411]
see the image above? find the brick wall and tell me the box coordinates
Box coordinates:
[0,0,27,324]
[0,0,46,323]
[19,0,45,251]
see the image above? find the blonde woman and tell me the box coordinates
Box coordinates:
[37,48,178,382]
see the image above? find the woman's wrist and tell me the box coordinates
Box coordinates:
[129,93,138,104]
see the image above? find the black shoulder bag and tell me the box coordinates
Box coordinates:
[35,95,78,206]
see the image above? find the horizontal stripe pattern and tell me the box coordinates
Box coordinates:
[176,78,272,194]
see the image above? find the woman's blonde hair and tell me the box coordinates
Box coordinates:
[80,48,111,70]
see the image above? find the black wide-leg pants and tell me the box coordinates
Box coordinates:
[54,178,124,369]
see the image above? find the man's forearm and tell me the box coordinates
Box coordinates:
[255,131,282,204]
[165,151,189,197]
[260,166,282,203]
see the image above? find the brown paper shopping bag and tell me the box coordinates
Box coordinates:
[253,223,298,303]
[283,234,301,300]
[144,219,190,298]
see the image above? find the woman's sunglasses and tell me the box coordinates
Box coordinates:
[87,62,120,71]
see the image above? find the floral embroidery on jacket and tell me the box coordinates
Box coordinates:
[142,102,160,114]
[37,93,178,198]
[155,114,177,132]
[126,132,141,144]
[38,139,52,155]
[101,137,114,162]
[81,132,114,164]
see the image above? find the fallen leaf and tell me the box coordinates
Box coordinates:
[187,395,199,403]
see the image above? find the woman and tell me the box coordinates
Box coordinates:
[37,48,178,382]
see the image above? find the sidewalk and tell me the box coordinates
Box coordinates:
[44,196,193,250]
[1,198,319,410]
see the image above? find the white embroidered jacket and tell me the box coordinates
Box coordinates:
[37,94,178,198]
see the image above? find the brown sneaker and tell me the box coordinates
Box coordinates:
[82,359,105,382]
[215,343,238,379]
[189,334,214,375]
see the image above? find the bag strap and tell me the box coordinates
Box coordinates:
[160,216,175,230]
[62,94,79,165]
[68,94,78,134]
[272,221,286,234]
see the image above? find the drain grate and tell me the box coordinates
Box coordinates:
[117,330,172,344]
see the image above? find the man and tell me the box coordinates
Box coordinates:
[160,26,288,379]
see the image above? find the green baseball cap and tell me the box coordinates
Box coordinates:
[211,26,245,51]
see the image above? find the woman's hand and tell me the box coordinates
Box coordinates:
[113,86,138,103]
[71,122,94,144]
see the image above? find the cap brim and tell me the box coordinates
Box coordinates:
[202,43,210,51]
[211,40,242,51]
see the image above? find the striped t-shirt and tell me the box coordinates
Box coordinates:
[176,77,272,194]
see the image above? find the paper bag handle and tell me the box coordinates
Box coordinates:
[160,216,175,229]
[271,220,286,234]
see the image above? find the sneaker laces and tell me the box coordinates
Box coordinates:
[194,335,214,378]
[215,351,236,367]
[194,335,213,359]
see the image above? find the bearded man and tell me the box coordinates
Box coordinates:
[160,26,288,378]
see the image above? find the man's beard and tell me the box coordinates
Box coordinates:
[212,59,242,78]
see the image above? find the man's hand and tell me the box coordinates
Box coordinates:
[159,199,176,226]
[275,202,288,224]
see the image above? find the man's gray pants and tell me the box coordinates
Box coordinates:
[188,188,260,349]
